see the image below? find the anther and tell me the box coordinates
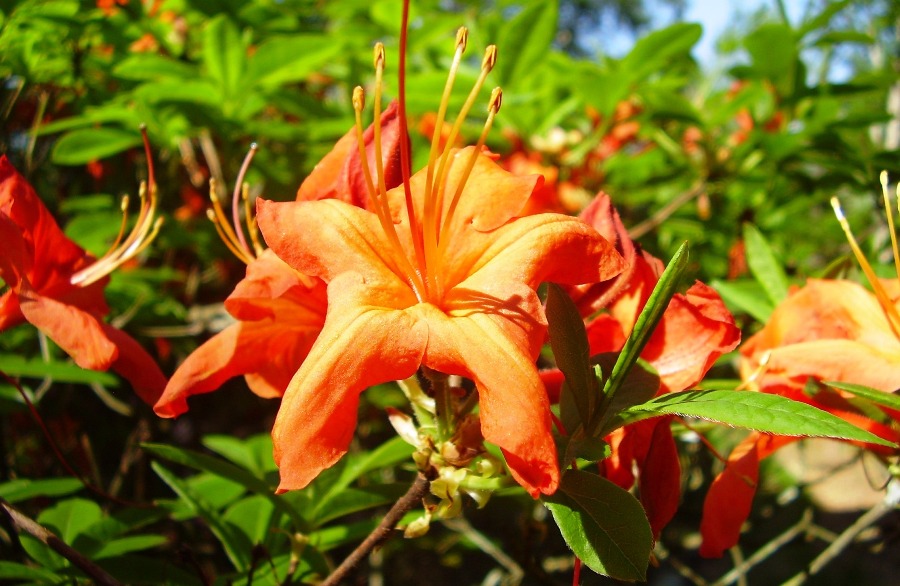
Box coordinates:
[455,27,468,52]
[352,86,366,112]
[482,45,497,72]
[488,87,502,113]
[374,42,386,70]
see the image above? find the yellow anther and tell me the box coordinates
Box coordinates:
[352,86,366,112]
[455,27,468,52]
[482,45,497,71]
[374,42,386,70]
[488,87,502,113]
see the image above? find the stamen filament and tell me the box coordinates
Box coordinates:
[209,178,252,262]
[831,196,900,335]
[231,143,258,256]
[431,45,497,240]
[243,183,265,257]
[208,207,254,264]
[882,171,900,292]
[71,126,162,286]
[353,86,427,300]
[435,88,502,273]
[422,28,468,296]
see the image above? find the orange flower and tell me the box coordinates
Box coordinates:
[155,103,403,416]
[256,33,623,497]
[0,155,165,404]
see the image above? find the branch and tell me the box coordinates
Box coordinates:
[320,473,430,586]
[0,498,121,586]
[782,480,900,586]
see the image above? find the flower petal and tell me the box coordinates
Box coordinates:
[258,199,413,292]
[101,324,166,405]
[272,272,428,492]
[17,282,117,371]
[422,294,559,497]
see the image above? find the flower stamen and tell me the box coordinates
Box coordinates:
[353,86,427,301]
[71,125,163,286]
[831,193,900,335]
[206,144,262,265]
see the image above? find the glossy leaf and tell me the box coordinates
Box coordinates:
[546,283,596,430]
[543,469,652,581]
[0,477,83,504]
[612,390,897,446]
[495,0,559,87]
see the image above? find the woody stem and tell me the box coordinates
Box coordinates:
[320,474,430,586]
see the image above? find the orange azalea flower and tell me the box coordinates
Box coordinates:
[155,104,403,416]
[700,179,900,558]
[543,193,740,536]
[0,154,165,404]
[256,29,623,497]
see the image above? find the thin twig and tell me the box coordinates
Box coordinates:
[0,498,122,586]
[628,180,706,240]
[444,517,524,585]
[711,509,814,586]
[320,473,430,586]
[782,481,900,586]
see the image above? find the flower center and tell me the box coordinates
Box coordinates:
[831,171,900,336]
[70,126,164,286]
[352,19,502,305]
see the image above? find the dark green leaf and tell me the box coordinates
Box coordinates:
[546,283,596,430]
[0,354,118,386]
[543,470,651,581]
[709,279,774,322]
[93,535,168,560]
[0,561,62,582]
[202,15,246,98]
[151,462,250,570]
[51,128,142,165]
[142,442,306,531]
[612,390,897,446]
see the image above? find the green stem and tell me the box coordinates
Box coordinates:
[460,474,515,491]
[424,368,453,441]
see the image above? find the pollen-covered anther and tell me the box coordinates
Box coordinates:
[373,42,386,70]
[455,26,468,52]
[482,45,498,72]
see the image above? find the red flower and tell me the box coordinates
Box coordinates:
[0,156,165,404]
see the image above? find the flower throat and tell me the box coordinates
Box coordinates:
[352,2,502,305]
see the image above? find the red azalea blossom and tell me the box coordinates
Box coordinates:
[0,156,165,404]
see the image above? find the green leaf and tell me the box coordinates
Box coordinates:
[546,283,596,430]
[612,390,897,447]
[51,128,142,165]
[824,381,900,412]
[245,36,343,88]
[0,560,62,582]
[38,498,102,544]
[543,470,651,581]
[112,54,197,81]
[93,535,168,560]
[203,433,276,477]
[743,223,789,304]
[222,495,277,547]
[142,442,306,531]
[151,462,250,570]
[317,436,414,514]
[745,23,797,83]
[495,0,559,87]
[709,279,774,322]
[0,354,119,386]
[621,23,702,81]
[588,242,690,435]
[313,485,406,525]
[0,478,83,504]
[202,15,246,98]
